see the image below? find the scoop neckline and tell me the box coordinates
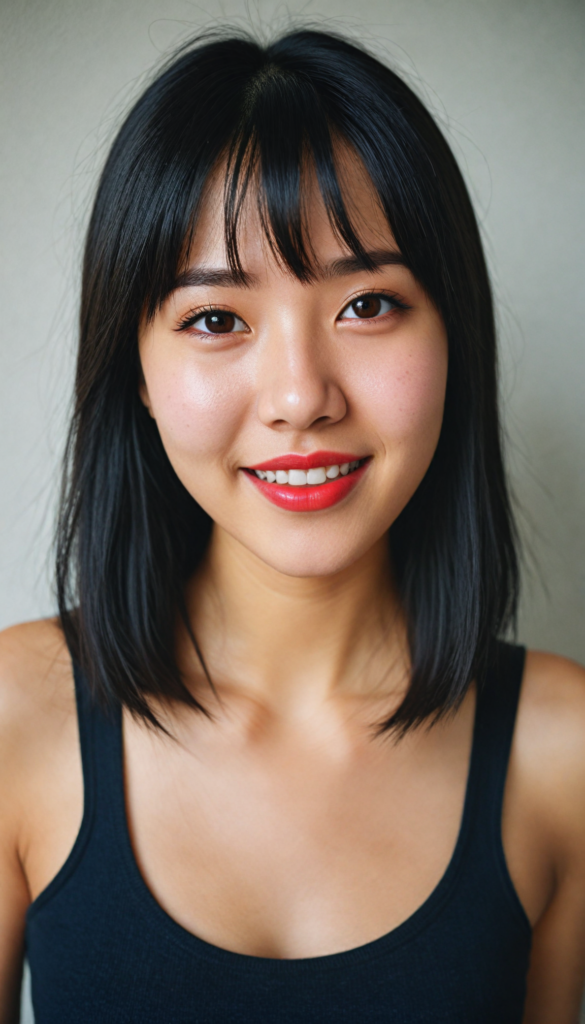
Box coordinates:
[110,690,483,975]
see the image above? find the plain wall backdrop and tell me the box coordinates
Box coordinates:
[0,0,584,1018]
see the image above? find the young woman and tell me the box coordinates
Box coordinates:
[1,28,584,1024]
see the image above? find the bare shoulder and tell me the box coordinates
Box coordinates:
[0,615,70,680]
[513,649,585,849]
[0,618,75,784]
[0,616,73,709]
[519,649,585,755]
[0,620,81,897]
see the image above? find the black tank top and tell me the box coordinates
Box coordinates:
[26,642,531,1023]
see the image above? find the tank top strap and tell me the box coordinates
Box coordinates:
[72,661,124,826]
[466,641,526,857]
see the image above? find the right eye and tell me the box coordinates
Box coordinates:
[189,309,247,335]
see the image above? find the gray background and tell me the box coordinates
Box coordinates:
[1,0,583,1019]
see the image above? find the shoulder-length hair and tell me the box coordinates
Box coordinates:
[56,28,519,732]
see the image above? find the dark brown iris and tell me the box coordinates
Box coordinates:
[204,311,235,333]
[351,296,382,319]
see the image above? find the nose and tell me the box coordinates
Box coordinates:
[256,328,347,432]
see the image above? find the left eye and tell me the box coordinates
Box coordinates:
[191,310,247,334]
[340,295,396,320]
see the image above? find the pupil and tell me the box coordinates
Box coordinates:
[353,296,381,318]
[205,312,235,333]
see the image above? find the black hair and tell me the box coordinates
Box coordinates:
[56,28,519,732]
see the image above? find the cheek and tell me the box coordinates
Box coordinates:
[355,337,448,452]
[143,353,251,465]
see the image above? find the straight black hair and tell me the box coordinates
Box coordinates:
[56,28,519,732]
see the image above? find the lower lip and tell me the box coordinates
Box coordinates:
[244,462,370,512]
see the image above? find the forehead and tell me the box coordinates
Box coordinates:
[188,146,397,275]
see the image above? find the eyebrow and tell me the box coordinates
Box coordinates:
[173,267,256,289]
[173,248,406,291]
[323,249,406,277]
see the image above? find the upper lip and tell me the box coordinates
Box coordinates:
[247,451,367,471]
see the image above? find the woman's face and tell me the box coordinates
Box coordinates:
[139,159,448,578]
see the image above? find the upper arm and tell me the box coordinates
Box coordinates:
[0,619,73,1023]
[508,651,585,1024]
[0,833,28,1024]
[0,631,35,1023]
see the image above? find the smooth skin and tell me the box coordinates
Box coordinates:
[1,158,585,1023]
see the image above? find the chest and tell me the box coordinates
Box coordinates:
[123,710,472,958]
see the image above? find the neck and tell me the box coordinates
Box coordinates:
[183,527,408,719]
[185,524,409,716]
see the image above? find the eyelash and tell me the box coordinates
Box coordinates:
[339,290,411,319]
[174,305,241,333]
[174,290,411,334]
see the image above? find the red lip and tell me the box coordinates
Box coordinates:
[248,451,364,471]
[244,460,370,512]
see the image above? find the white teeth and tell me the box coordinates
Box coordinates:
[288,469,307,486]
[253,460,364,485]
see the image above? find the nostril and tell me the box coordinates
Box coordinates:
[256,377,347,431]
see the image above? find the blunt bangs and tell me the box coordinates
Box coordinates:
[57,29,519,733]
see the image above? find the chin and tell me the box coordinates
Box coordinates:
[263,554,354,579]
[242,528,383,580]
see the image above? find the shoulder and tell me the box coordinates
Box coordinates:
[0,622,82,961]
[518,649,585,762]
[513,648,585,854]
[0,617,74,730]
[0,619,75,812]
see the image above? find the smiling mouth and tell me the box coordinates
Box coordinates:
[242,455,371,512]
[247,458,367,486]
